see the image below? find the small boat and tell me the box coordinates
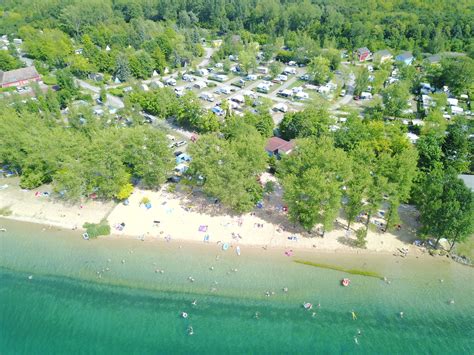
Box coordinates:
[82,232,90,240]
[222,243,229,251]
[236,246,241,256]
[181,312,188,319]
[303,302,313,310]
[341,278,351,287]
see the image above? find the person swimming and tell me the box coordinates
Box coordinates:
[354,336,359,345]
[400,312,404,318]
[254,312,260,319]
[191,300,197,306]
[188,326,194,335]
[352,311,357,320]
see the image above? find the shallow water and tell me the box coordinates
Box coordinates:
[0,218,473,354]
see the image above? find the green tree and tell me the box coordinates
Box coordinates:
[442,118,471,173]
[269,61,283,78]
[308,56,332,84]
[188,123,267,213]
[115,53,131,82]
[279,106,332,140]
[439,57,474,95]
[417,165,473,249]
[278,137,351,234]
[382,81,410,117]
[0,51,22,71]
[129,51,154,79]
[354,67,369,96]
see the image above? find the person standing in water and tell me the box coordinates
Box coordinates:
[352,311,357,320]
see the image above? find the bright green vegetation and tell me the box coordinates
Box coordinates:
[187,119,268,212]
[294,260,383,279]
[0,206,13,216]
[0,103,174,200]
[83,220,111,238]
[456,236,474,260]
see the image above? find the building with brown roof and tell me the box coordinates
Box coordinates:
[0,66,41,88]
[265,137,295,157]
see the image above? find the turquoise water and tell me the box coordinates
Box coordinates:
[1,218,473,354]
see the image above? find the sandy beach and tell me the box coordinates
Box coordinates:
[0,178,425,256]
[0,178,115,229]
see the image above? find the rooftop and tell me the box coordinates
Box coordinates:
[265,137,294,154]
[0,66,40,86]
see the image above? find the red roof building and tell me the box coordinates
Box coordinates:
[0,66,41,88]
[355,47,371,62]
[265,137,295,157]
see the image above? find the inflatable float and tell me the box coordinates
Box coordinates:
[341,278,351,287]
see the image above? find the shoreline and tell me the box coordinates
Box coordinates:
[0,214,438,263]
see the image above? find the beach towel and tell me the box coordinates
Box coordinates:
[198,225,208,232]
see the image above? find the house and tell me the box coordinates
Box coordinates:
[265,137,295,157]
[257,82,270,93]
[196,68,208,76]
[295,91,309,100]
[277,89,292,98]
[194,81,207,89]
[0,66,41,88]
[395,51,414,65]
[273,103,288,113]
[231,94,245,104]
[199,92,214,102]
[165,78,176,86]
[210,74,228,82]
[283,67,297,75]
[447,98,458,106]
[356,47,371,62]
[374,49,392,63]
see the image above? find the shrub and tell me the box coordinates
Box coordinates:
[354,228,367,248]
[0,206,13,216]
[42,75,57,86]
[264,181,275,193]
[83,220,111,238]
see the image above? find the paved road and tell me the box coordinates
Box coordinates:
[77,79,124,108]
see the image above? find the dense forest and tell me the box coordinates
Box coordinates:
[2,0,474,55]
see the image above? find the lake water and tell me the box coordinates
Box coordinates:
[0,218,473,354]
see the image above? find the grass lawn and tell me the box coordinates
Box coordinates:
[455,236,474,260]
